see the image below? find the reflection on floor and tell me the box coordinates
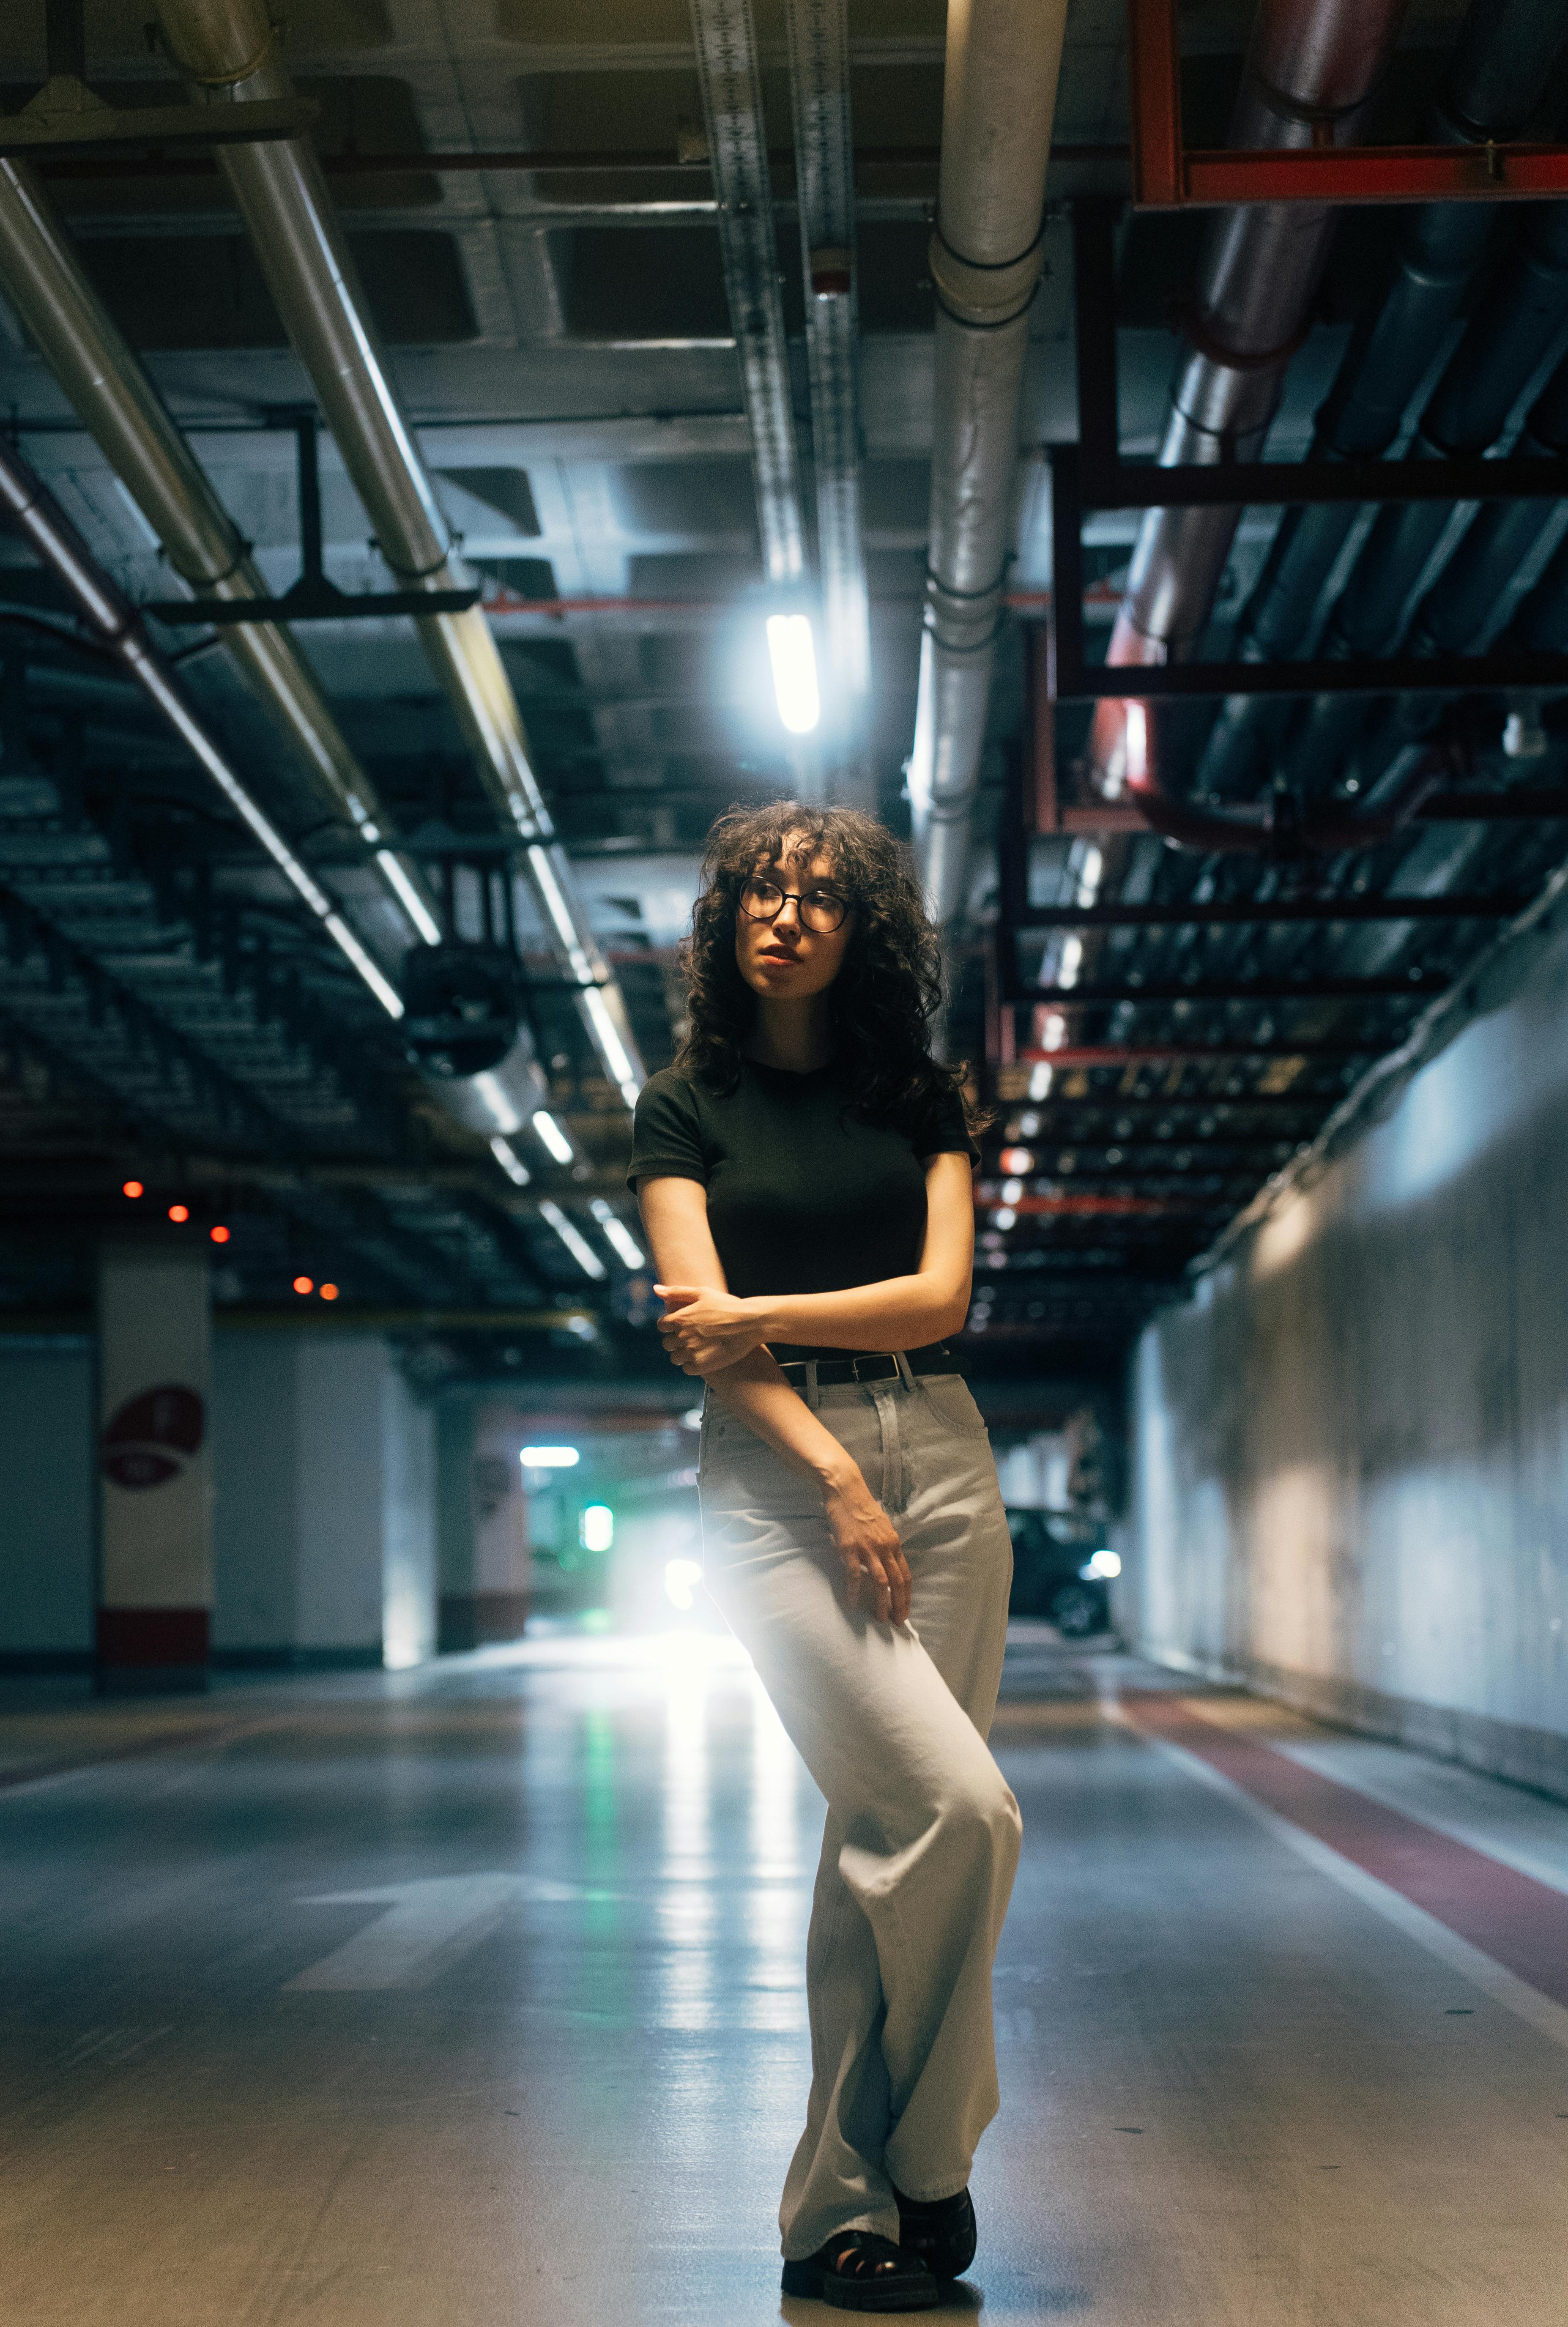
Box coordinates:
[4,1627,1567,2324]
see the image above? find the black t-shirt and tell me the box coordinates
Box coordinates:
[627,1055,979,1362]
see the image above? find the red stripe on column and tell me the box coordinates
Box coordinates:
[1124,1692,1568,2011]
[96,1607,210,1667]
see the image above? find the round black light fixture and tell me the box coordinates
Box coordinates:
[401,943,521,1078]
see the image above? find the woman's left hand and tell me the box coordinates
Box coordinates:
[656,1284,768,1374]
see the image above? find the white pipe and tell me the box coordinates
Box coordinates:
[0,151,439,952]
[908,0,1070,925]
[0,437,405,1021]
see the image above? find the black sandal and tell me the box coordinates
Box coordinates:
[781,2230,939,2311]
[893,2184,978,2282]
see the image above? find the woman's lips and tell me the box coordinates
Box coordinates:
[759,947,798,964]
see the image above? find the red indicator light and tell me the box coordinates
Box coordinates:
[293,1275,314,1295]
[168,1204,189,1224]
[320,1283,339,1302]
[210,1225,230,1245]
[122,1180,143,1199]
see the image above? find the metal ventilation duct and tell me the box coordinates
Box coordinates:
[0,154,436,946]
[785,0,872,791]
[908,0,1069,926]
[153,0,646,1111]
[1087,0,1409,797]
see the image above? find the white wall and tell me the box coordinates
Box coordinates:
[1128,906,1568,1801]
[0,1341,94,1662]
[212,1331,435,1667]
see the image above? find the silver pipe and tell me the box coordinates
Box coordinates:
[153,0,646,1108]
[908,0,1070,925]
[0,435,406,1021]
[786,0,871,795]
[1087,0,1410,791]
[0,153,432,937]
[0,430,549,1157]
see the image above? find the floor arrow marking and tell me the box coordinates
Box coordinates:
[285,1872,583,1991]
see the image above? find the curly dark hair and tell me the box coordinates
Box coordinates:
[671,800,993,1143]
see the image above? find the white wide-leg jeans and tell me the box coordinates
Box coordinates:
[697,1366,1021,2262]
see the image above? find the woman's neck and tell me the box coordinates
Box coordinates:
[741,997,837,1073]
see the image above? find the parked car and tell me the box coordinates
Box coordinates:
[1005,1507,1119,1636]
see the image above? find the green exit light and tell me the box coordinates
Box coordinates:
[580,1504,614,1553]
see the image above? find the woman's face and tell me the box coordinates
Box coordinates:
[733,841,855,1003]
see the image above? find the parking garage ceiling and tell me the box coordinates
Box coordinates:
[0,0,1565,1390]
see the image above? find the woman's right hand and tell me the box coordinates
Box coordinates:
[820,1463,911,1625]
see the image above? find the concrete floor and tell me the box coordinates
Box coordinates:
[3,1630,1568,2326]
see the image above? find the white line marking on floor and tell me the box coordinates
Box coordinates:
[1120,1721,1568,2055]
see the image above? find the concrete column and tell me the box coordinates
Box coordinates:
[438,1399,530,1650]
[211,1330,436,1669]
[97,1246,212,1693]
[0,1336,95,1672]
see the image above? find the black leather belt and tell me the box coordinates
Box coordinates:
[776,1344,959,1390]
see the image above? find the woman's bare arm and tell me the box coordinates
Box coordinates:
[635,1175,912,1622]
[654,1152,975,1372]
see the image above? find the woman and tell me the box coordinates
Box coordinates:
[629,802,1020,2313]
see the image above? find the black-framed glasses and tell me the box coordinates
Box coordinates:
[737,875,850,934]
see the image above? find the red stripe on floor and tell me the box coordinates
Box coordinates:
[1122,1692,1568,2011]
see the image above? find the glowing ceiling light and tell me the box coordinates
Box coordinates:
[167,1204,189,1223]
[293,1275,314,1295]
[1002,1177,1024,1204]
[323,914,404,1020]
[537,1198,606,1280]
[489,1135,531,1187]
[580,984,643,1109]
[320,1284,339,1302]
[209,1224,230,1244]
[472,1073,524,1135]
[1027,1064,1053,1102]
[580,1504,615,1553]
[531,1110,575,1165]
[1058,934,1083,990]
[122,1180,143,1199]
[664,1557,703,1611]
[521,1445,579,1468]
[373,849,442,946]
[589,1196,645,1270]
[766,613,821,735]
[130,654,405,1022]
[993,1205,1017,1230]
